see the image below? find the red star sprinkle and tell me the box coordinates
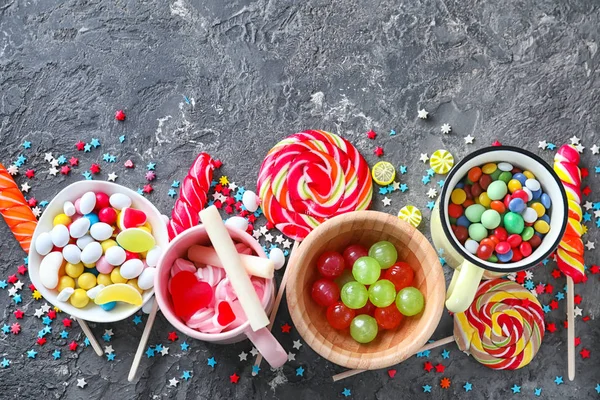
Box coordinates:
[69,157,79,166]
[247,214,257,223]
[28,283,36,291]
[63,318,72,327]
[549,300,559,310]
[515,271,526,284]
[367,130,377,139]
[10,323,20,335]
[124,160,134,168]
[424,362,434,372]
[535,283,545,294]
[387,369,397,378]
[25,169,35,179]
[115,110,126,121]
[546,323,557,333]
[583,186,591,196]
[60,166,71,175]
[581,168,589,178]
[374,146,384,157]
[225,197,235,205]
[229,373,239,384]
[580,348,590,359]
[590,265,600,274]
[492,140,502,146]
[551,269,562,279]
[545,283,554,294]
[222,187,231,196]
[69,341,78,351]
[37,338,46,346]
[75,141,85,151]
[434,363,445,373]
[17,265,27,275]
[214,184,223,193]
[168,331,178,342]
[563,320,568,329]
[90,163,101,174]
[143,184,153,194]
[213,159,223,168]
[7,274,17,284]
[48,309,57,319]
[281,323,292,333]
[574,294,582,305]
[583,316,591,322]
[266,222,275,230]
[213,200,223,209]
[575,337,581,346]
[14,310,24,319]
[27,198,37,207]
[224,205,233,214]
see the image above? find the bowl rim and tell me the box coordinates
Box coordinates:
[285,210,446,370]
[28,181,169,323]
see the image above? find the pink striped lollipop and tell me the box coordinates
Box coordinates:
[257,130,373,241]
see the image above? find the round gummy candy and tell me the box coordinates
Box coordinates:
[350,315,378,344]
[396,287,424,316]
[504,212,525,234]
[465,204,486,223]
[487,180,508,201]
[352,256,382,285]
[481,209,501,230]
[367,279,396,308]
[368,241,398,269]
[340,281,369,309]
[468,223,488,242]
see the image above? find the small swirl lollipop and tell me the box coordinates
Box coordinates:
[454,278,545,370]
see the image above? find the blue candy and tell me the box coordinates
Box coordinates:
[456,182,465,189]
[541,193,552,209]
[83,213,99,226]
[87,267,100,277]
[531,188,542,200]
[540,214,550,224]
[497,250,513,262]
[457,215,471,227]
[535,231,545,240]
[100,301,116,311]
[513,173,527,185]
[508,198,526,213]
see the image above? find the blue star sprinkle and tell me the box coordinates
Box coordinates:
[511,384,521,393]
[555,292,565,301]
[0,281,7,289]
[547,143,556,150]
[583,212,592,222]
[39,201,49,207]
[22,141,31,149]
[416,350,431,358]
[17,155,27,164]
[155,344,163,352]
[399,183,408,192]
[43,326,51,335]
[437,179,445,188]
[427,201,435,210]
[596,166,600,174]
[137,188,144,196]
[596,384,600,394]
[171,181,180,188]
[52,350,61,360]
[378,187,388,195]
[542,304,551,313]
[234,192,243,201]
[133,315,142,325]
[119,135,126,143]
[82,171,92,180]
[252,365,260,375]
[399,165,407,174]
[422,385,432,393]
[168,189,177,198]
[57,155,66,165]
[426,168,435,177]
[13,294,21,304]
[464,382,472,392]
[534,388,542,396]
[342,388,352,397]
[1,358,10,368]
[593,202,600,210]
[422,176,431,184]
[103,153,111,162]
[102,333,112,342]
[596,219,600,228]
[106,353,115,361]
[84,143,92,152]
[441,349,450,359]
[42,316,52,325]
[555,376,563,385]
[180,341,189,351]
[389,129,396,136]
[60,330,69,339]
[182,371,192,380]
[146,162,156,170]
[296,366,304,376]
[90,138,100,148]
[109,155,116,163]
[84,337,90,346]
[145,347,155,358]
[207,357,217,368]
[27,349,37,359]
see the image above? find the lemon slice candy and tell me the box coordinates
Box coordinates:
[398,205,422,228]
[372,161,396,186]
[429,150,454,175]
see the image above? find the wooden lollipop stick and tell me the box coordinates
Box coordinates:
[567,276,575,381]
[76,318,103,356]
[331,335,455,382]
[253,240,300,370]
[128,299,159,382]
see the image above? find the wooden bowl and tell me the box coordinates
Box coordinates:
[286,210,446,370]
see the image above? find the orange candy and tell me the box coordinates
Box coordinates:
[468,167,483,183]
[490,200,506,213]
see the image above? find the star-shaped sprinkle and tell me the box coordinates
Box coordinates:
[441,123,452,134]
[596,384,600,394]
[180,341,189,351]
[181,371,192,380]
[48,167,59,176]
[366,130,377,139]
[511,384,521,393]
[143,184,153,194]
[374,146,384,157]
[60,166,71,175]
[534,388,542,396]
[25,169,35,179]
[389,129,396,136]
[90,163,101,174]
[418,109,429,119]
[84,143,92,152]
[21,182,31,193]
[146,162,156,170]
[52,350,61,359]
[576,143,585,153]
[7,165,18,175]
[585,241,595,250]
[441,349,450,359]
[591,144,600,155]
[90,138,100,148]
[145,171,156,181]
[464,382,472,392]
[171,180,180,188]
[427,188,438,198]
[342,388,352,397]
[281,323,292,333]
[119,135,126,143]
[434,363,445,373]
[230,373,240,384]
[168,378,179,387]
[207,357,217,368]
[26,349,37,359]
[463,134,474,144]
[107,172,118,182]
[538,140,547,149]
[580,348,590,359]
[22,141,31,149]
[422,385,432,393]
[382,197,391,206]
[77,378,87,388]
[287,352,296,362]
[420,153,429,163]
[554,376,563,385]
[569,136,580,145]
[60,330,69,339]
[296,366,304,376]
[238,351,248,361]
[252,365,260,375]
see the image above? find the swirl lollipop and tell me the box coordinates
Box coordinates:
[257,130,373,241]
[0,164,37,252]
[454,278,544,370]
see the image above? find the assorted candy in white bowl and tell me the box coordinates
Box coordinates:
[29,181,169,323]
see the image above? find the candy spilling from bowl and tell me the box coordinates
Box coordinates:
[34,191,161,311]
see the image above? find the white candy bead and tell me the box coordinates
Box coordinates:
[62,244,82,264]
[50,224,70,247]
[269,248,285,270]
[63,201,76,217]
[105,246,126,266]
[522,208,538,223]
[522,187,533,202]
[120,259,144,279]
[76,234,94,250]
[69,218,91,239]
[525,179,541,192]
[137,267,156,290]
[465,239,479,254]
[90,222,113,241]
[57,287,75,302]
[35,232,54,256]
[86,285,105,300]
[109,193,132,210]
[40,252,64,289]
[498,162,513,172]
[242,190,259,212]
[145,246,162,268]
[79,192,97,215]
[225,216,249,232]
[81,242,102,264]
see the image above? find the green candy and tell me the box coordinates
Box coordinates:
[449,217,457,224]
[487,181,508,201]
[489,169,502,181]
[498,171,513,184]
[504,212,525,234]
[487,254,499,262]
[521,226,535,241]
[468,223,488,241]
[465,204,486,223]
[481,209,501,229]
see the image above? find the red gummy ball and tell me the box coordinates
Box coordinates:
[95,192,110,210]
[448,203,463,219]
[520,241,533,257]
[317,251,345,278]
[98,207,117,225]
[507,234,522,248]
[342,244,368,269]
[326,302,355,330]
[375,304,404,330]
[384,262,414,291]
[477,244,494,260]
[311,279,340,307]
[355,300,376,316]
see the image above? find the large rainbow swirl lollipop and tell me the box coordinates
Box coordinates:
[454,278,545,370]
[257,130,373,241]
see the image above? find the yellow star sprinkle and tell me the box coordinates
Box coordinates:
[32,290,42,300]
[219,176,229,185]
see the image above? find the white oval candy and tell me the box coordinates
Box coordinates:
[110,193,132,210]
[498,162,513,172]
[522,207,538,223]
[79,192,97,215]
[62,244,82,264]
[69,218,91,239]
[90,222,113,241]
[269,248,285,270]
[465,239,479,254]
[105,246,126,266]
[120,259,144,279]
[63,201,76,217]
[522,187,533,202]
[39,252,64,289]
[76,234,94,250]
[525,178,541,192]
[81,242,102,264]
[145,246,162,268]
[35,232,54,256]
[137,267,156,290]
[242,190,259,212]
[86,284,105,300]
[50,224,70,247]
[57,287,75,302]
[225,216,249,232]
[142,298,156,314]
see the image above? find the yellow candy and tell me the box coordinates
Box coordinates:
[534,220,550,234]
[65,262,84,278]
[70,288,89,308]
[451,188,467,205]
[57,276,75,292]
[53,213,72,226]
[429,150,454,175]
[482,163,497,174]
[97,273,113,286]
[116,228,155,253]
[473,196,481,204]
[110,267,128,284]
[101,239,118,253]
[523,170,535,179]
[94,283,143,306]
[127,279,144,294]
[142,222,152,233]
[138,226,152,234]
[478,192,491,208]
[83,262,96,268]
[397,205,422,228]
[531,202,546,218]
[78,273,97,290]
[507,179,522,193]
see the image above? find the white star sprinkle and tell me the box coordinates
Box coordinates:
[574,306,583,317]
[259,226,269,235]
[104,345,114,354]
[569,136,581,145]
[8,287,17,296]
[32,207,42,217]
[48,167,59,176]
[463,134,474,144]
[50,159,59,168]
[275,235,284,244]
[575,144,585,153]
[104,329,113,337]
[264,233,274,242]
[584,201,593,210]
[211,192,221,201]
[20,182,31,193]
[292,340,303,350]
[382,197,391,206]
[585,241,595,250]
[440,123,452,134]
[34,308,44,318]
[525,271,534,280]
[282,239,292,249]
[76,378,87,388]
[419,153,429,163]
[41,304,51,312]
[287,352,296,362]
[160,347,169,356]
[591,144,600,155]
[595,210,600,219]
[7,165,18,175]
[107,172,118,182]
[44,153,54,162]
[252,230,261,240]
[168,378,179,387]
[538,140,548,149]
[391,181,400,191]
[426,188,438,198]
[228,182,238,191]
[250,347,259,356]
[13,281,23,290]
[417,109,429,119]
[238,351,248,361]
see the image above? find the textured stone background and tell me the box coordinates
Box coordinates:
[1,0,600,398]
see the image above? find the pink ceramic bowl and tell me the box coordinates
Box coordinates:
[154,224,287,367]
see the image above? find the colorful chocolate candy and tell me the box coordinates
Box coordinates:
[34,191,161,310]
[448,163,551,263]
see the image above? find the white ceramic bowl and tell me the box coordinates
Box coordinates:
[28,181,169,323]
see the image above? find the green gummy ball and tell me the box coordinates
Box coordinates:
[341,281,368,309]
[521,226,535,241]
[468,223,488,242]
[487,180,508,201]
[489,169,502,181]
[498,171,513,183]
[481,209,501,229]
[353,256,382,284]
[396,287,425,316]
[368,241,398,269]
[350,315,378,344]
[465,204,486,223]
[504,212,525,234]
[368,279,396,307]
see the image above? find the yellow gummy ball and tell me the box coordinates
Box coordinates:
[101,239,118,253]
[531,202,546,218]
[65,262,84,278]
[110,267,128,284]
[534,220,550,234]
[97,273,113,286]
[451,188,467,205]
[481,163,497,175]
[83,262,96,269]
[57,276,75,292]
[78,273,97,290]
[507,179,522,193]
[127,279,144,294]
[523,170,535,179]
[479,192,491,208]
[70,289,89,308]
[53,213,72,226]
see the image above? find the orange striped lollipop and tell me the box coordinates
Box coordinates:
[0,164,37,252]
